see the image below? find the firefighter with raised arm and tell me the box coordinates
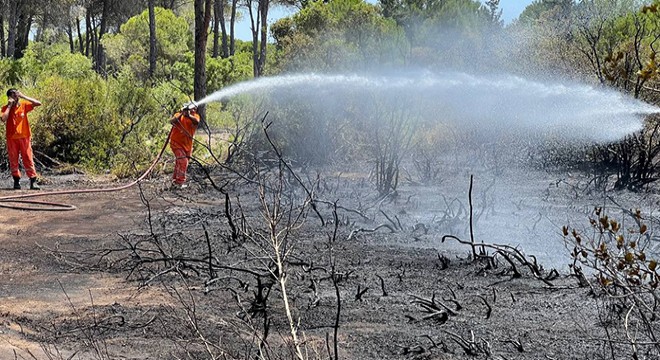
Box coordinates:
[1,89,42,190]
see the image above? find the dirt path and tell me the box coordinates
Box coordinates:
[0,181,169,356]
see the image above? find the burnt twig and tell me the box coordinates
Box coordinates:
[376,275,388,297]
[477,295,492,319]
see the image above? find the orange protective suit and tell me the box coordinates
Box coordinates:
[170,110,200,185]
[2,101,37,179]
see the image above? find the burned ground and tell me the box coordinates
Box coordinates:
[0,167,655,359]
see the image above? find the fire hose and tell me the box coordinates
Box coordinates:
[0,130,172,211]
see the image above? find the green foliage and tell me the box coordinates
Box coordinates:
[506,3,581,77]
[20,42,70,78]
[206,52,253,93]
[273,0,507,71]
[102,7,192,80]
[26,71,180,176]
[43,53,95,80]
[518,0,573,25]
[272,0,405,71]
[31,75,122,170]
[0,59,24,85]
[413,0,500,69]
[170,53,195,94]
[20,42,94,82]
[106,71,171,177]
[424,0,490,30]
[0,4,260,176]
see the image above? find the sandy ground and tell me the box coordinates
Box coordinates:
[0,178,169,357]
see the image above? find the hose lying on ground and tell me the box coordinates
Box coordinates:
[0,132,171,211]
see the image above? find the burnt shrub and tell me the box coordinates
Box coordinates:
[587,115,660,191]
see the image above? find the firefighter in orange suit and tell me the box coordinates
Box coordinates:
[169,103,200,188]
[1,89,42,190]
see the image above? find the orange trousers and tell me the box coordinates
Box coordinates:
[171,147,190,185]
[7,137,37,179]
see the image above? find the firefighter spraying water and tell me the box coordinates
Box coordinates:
[0,100,200,210]
[168,101,201,189]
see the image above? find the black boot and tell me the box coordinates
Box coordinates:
[13,176,20,190]
[29,177,40,190]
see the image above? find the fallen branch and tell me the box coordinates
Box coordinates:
[442,235,556,286]
[410,293,459,316]
[347,224,396,240]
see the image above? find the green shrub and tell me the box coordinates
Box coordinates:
[106,71,172,177]
[31,75,121,170]
[102,7,192,80]
[43,53,95,80]
[0,58,23,85]
[206,53,253,93]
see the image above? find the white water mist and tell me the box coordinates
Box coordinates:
[196,71,659,143]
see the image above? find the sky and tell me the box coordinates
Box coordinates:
[233,0,536,41]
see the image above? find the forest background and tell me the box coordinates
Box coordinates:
[2,0,660,178]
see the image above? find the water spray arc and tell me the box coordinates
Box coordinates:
[196,71,660,142]
[2,71,658,211]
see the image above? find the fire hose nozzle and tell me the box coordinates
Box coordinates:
[181,101,198,111]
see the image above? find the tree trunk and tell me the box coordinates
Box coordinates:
[229,0,237,55]
[212,0,229,58]
[258,0,268,75]
[148,0,157,78]
[85,11,91,56]
[90,14,98,60]
[94,0,110,76]
[212,0,220,58]
[76,17,84,54]
[67,21,75,53]
[0,0,4,57]
[36,0,49,43]
[0,10,5,58]
[248,0,259,77]
[194,0,213,120]
[15,10,32,59]
[220,0,228,58]
[7,0,19,59]
[249,0,269,77]
[160,0,175,8]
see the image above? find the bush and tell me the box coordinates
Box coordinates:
[206,53,253,93]
[587,116,660,191]
[0,58,23,85]
[564,207,660,358]
[102,7,192,80]
[31,75,121,170]
[106,72,172,177]
[42,53,95,80]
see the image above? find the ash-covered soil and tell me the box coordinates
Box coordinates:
[0,166,656,359]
